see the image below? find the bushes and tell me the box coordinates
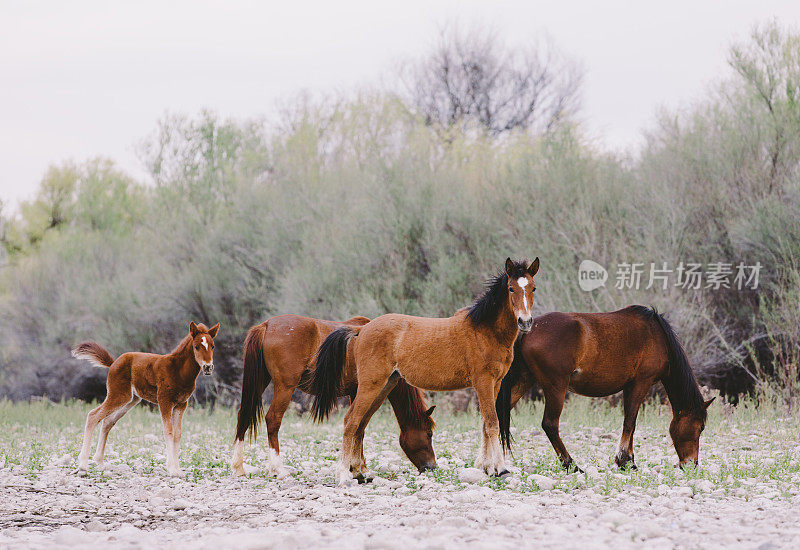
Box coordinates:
[1,22,799,408]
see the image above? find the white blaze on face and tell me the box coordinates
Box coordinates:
[516,277,531,319]
[201,336,208,350]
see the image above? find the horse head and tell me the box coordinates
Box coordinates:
[189,321,220,376]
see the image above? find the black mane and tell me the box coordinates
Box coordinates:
[467,260,529,328]
[629,305,707,421]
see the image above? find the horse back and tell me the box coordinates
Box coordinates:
[523,308,663,396]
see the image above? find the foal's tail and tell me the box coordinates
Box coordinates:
[310,326,356,423]
[235,323,272,442]
[71,342,115,368]
[497,336,527,452]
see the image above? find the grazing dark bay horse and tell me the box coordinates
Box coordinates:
[497,306,714,470]
[232,314,437,478]
[312,258,539,484]
[73,322,220,476]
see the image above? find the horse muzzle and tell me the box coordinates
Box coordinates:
[517,318,533,332]
[418,462,438,473]
[202,364,214,376]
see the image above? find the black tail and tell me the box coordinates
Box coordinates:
[498,336,527,452]
[635,305,706,420]
[310,326,354,423]
[235,324,272,442]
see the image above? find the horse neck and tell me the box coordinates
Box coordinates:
[661,361,702,418]
[170,339,200,383]
[487,306,519,349]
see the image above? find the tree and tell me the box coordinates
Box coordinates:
[728,20,800,195]
[399,25,583,136]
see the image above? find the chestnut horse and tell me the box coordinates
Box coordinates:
[73,322,220,477]
[312,258,539,484]
[496,306,713,470]
[231,314,437,477]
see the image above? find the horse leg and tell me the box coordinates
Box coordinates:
[157,397,180,477]
[77,391,131,470]
[615,382,649,470]
[93,396,140,466]
[264,383,294,478]
[351,371,401,482]
[473,370,507,476]
[171,402,187,473]
[338,375,391,485]
[541,384,578,471]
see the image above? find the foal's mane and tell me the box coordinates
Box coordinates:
[168,323,210,356]
[467,260,529,328]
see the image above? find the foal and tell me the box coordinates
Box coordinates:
[232,314,437,477]
[73,322,219,476]
[312,258,538,484]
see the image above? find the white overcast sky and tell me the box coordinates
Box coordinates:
[2,0,800,208]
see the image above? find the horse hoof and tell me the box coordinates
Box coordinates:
[492,469,510,478]
[355,474,367,484]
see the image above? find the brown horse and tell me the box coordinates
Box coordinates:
[311,258,539,484]
[231,314,437,477]
[73,322,220,476]
[496,306,714,470]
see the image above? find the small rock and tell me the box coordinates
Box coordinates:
[457,468,486,484]
[172,498,190,511]
[372,477,401,489]
[600,511,629,526]
[674,486,693,498]
[529,474,556,490]
[85,520,106,532]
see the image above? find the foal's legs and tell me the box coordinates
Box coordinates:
[78,391,133,470]
[473,369,507,476]
[171,402,187,471]
[157,396,181,477]
[615,381,650,469]
[93,396,141,466]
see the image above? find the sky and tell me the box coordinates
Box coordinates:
[2,0,800,208]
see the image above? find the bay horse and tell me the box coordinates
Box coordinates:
[231,314,437,478]
[73,321,220,477]
[496,306,714,470]
[311,258,539,484]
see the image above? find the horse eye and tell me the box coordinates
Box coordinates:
[509,288,515,293]
[194,345,199,350]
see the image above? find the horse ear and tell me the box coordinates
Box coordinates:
[208,323,220,338]
[425,405,436,417]
[189,322,199,338]
[504,258,514,276]
[528,257,540,276]
[704,397,716,409]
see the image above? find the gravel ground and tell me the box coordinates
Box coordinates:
[1,399,799,549]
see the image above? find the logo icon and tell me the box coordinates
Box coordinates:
[579,260,607,291]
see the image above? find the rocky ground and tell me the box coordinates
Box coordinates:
[1,399,799,549]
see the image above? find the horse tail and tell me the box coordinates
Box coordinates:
[235,323,272,443]
[498,336,527,452]
[310,326,355,423]
[71,342,115,368]
[643,306,706,419]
